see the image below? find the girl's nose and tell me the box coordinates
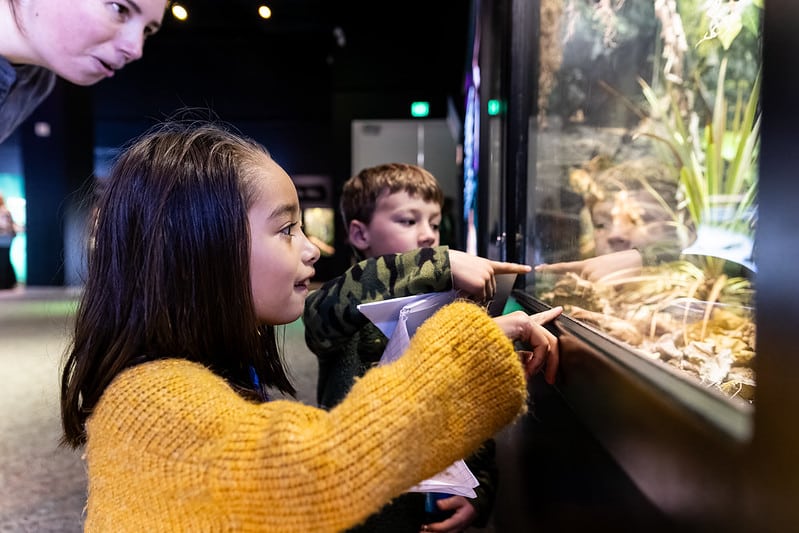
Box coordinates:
[304,233,321,265]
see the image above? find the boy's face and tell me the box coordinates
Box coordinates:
[590,189,676,255]
[351,190,441,258]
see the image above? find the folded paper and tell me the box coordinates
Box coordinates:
[358,290,477,497]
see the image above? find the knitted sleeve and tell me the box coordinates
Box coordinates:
[303,245,452,358]
[84,300,527,533]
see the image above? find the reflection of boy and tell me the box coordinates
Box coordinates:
[303,163,499,532]
[537,157,693,281]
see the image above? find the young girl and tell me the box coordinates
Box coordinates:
[60,120,560,532]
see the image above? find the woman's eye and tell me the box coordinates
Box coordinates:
[109,2,131,20]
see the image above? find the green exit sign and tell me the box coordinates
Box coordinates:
[410,101,430,117]
[487,99,505,116]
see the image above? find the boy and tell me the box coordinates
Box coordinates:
[304,163,509,532]
[536,156,695,282]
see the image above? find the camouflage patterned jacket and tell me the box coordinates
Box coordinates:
[303,245,498,530]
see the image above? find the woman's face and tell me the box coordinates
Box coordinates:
[19,0,166,85]
[248,155,320,325]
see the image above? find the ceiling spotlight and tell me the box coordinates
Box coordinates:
[33,121,51,138]
[258,5,272,19]
[171,3,188,21]
[333,26,346,47]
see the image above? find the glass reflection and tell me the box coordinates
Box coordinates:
[528,0,761,404]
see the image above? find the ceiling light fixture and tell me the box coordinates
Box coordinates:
[258,5,272,19]
[171,3,188,21]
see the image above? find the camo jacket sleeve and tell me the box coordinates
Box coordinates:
[303,246,452,359]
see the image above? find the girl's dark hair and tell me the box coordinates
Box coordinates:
[60,120,295,448]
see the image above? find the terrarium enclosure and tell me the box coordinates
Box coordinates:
[526,0,761,404]
[472,0,797,530]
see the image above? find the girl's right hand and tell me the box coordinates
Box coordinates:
[493,307,562,383]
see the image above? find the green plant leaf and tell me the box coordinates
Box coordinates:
[717,13,743,50]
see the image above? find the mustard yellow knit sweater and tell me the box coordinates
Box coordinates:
[83,301,528,532]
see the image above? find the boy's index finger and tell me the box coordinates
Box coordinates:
[487,261,532,274]
[534,261,577,274]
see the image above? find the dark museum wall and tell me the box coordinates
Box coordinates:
[9,0,471,285]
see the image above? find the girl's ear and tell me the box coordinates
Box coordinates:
[348,220,371,252]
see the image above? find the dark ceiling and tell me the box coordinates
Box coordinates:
[91,0,472,124]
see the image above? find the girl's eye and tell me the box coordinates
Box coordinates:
[281,222,299,237]
[431,223,441,232]
[398,218,415,227]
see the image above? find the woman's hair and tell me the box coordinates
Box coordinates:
[60,120,295,448]
[340,162,444,228]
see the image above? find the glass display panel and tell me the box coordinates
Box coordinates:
[527,0,761,404]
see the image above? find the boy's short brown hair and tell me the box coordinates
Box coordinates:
[340,163,444,228]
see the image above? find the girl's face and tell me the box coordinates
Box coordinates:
[353,190,442,258]
[19,0,166,85]
[248,155,320,325]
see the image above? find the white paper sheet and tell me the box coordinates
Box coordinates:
[358,290,478,497]
[356,274,518,496]
[358,291,456,365]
